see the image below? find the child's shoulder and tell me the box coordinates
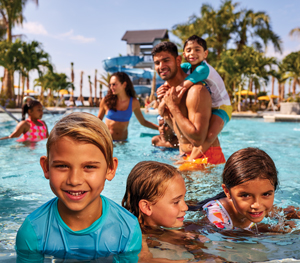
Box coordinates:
[27,197,57,222]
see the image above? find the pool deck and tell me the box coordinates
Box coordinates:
[1,107,300,122]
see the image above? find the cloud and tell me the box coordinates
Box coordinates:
[58,29,96,43]
[17,22,95,44]
[20,22,48,35]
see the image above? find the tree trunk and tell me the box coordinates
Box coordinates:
[1,71,6,95]
[26,74,30,91]
[70,62,75,105]
[248,78,253,105]
[3,68,15,99]
[78,71,84,104]
[94,69,98,106]
[271,76,275,95]
[89,80,93,107]
[21,76,25,104]
[292,77,297,96]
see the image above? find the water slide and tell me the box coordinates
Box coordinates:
[102,56,163,95]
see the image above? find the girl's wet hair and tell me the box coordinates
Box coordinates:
[122,161,181,231]
[46,112,114,168]
[21,100,41,120]
[104,72,136,111]
[222,147,278,190]
[189,147,278,211]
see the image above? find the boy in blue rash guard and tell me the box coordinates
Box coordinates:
[175,35,232,162]
[15,112,142,262]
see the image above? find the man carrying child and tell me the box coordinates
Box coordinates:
[152,39,229,169]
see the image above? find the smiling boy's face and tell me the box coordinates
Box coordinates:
[183,40,208,66]
[40,136,118,222]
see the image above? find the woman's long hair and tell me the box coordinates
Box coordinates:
[104,72,136,111]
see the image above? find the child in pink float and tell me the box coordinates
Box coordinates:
[0,100,48,142]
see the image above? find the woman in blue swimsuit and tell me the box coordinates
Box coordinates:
[98,72,158,141]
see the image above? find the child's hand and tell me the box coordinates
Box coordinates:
[175,84,188,100]
[164,87,182,109]
[156,82,171,99]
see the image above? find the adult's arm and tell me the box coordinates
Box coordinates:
[164,84,211,147]
[132,99,158,130]
[97,98,106,120]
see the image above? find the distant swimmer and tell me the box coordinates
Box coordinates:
[151,115,178,148]
[0,100,48,141]
[97,72,158,141]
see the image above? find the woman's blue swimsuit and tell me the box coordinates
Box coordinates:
[106,97,133,122]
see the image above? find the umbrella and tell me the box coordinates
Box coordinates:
[24,89,38,94]
[235,90,255,96]
[258,96,270,101]
[270,95,279,99]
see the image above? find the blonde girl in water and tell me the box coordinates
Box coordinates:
[97,72,158,141]
[0,100,48,141]
[122,161,225,262]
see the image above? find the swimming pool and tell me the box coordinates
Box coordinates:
[0,109,300,262]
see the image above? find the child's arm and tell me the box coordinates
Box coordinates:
[176,62,209,97]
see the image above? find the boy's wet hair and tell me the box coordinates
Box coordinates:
[223,147,278,190]
[183,35,207,51]
[122,161,181,232]
[46,112,114,168]
[22,100,42,120]
[151,41,178,59]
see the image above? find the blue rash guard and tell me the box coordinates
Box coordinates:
[181,61,232,125]
[15,195,142,262]
[106,97,133,122]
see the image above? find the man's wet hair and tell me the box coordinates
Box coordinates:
[151,42,178,58]
[183,35,207,51]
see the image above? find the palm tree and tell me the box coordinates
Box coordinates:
[77,71,84,104]
[88,75,93,107]
[0,0,39,100]
[20,41,52,92]
[69,62,75,105]
[0,40,23,100]
[234,9,282,53]
[172,0,237,59]
[94,69,98,106]
[34,71,74,106]
[98,71,111,88]
[172,1,282,61]
[289,27,300,38]
[283,51,300,96]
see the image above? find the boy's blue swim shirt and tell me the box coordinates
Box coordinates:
[15,195,142,261]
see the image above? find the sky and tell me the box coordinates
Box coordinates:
[4,0,300,96]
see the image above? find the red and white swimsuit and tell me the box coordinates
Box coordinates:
[17,119,47,142]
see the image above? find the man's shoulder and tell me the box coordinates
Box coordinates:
[187,82,211,96]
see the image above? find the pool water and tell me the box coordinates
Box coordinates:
[0,109,300,262]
